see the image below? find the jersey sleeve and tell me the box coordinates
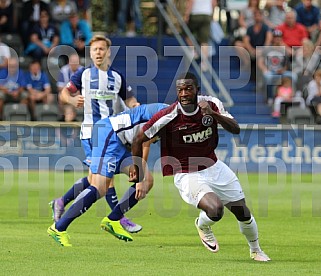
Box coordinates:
[142,103,177,139]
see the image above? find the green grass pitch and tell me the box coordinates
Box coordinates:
[0,171,320,275]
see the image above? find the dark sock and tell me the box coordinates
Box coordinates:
[62,177,90,206]
[105,187,118,209]
[108,184,138,221]
[56,186,99,231]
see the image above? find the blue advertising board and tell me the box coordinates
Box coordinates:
[0,123,320,173]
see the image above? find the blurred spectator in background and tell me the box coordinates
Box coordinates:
[117,0,143,36]
[292,38,319,91]
[306,69,321,123]
[257,29,295,103]
[0,57,28,120]
[57,103,79,147]
[60,12,92,57]
[271,76,305,117]
[264,0,287,30]
[73,0,90,21]
[275,10,308,49]
[19,0,50,48]
[294,0,320,43]
[0,35,10,69]
[50,0,78,25]
[60,104,77,122]
[56,53,82,93]
[240,9,272,80]
[56,53,82,117]
[25,9,60,61]
[0,0,14,33]
[25,60,53,120]
[184,0,217,72]
[234,0,260,40]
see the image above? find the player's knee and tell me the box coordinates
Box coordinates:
[206,202,224,222]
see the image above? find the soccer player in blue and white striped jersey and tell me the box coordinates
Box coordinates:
[51,35,141,232]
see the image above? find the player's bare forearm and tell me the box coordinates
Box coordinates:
[213,113,240,134]
[132,130,150,182]
[59,87,72,104]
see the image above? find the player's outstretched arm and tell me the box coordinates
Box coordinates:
[199,101,240,134]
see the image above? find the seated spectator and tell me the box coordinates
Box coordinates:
[19,0,50,48]
[50,0,78,25]
[25,9,60,61]
[56,53,82,93]
[272,76,305,117]
[0,0,14,33]
[257,29,296,103]
[275,9,308,50]
[25,60,54,120]
[294,0,320,43]
[56,53,82,117]
[292,38,319,91]
[306,69,321,123]
[0,57,28,120]
[60,12,92,57]
[264,0,287,30]
[0,35,10,69]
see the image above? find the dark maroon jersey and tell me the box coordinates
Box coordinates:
[142,96,233,176]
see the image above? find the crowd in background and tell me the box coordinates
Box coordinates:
[227,0,321,122]
[1,0,321,123]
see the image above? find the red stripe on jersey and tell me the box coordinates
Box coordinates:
[143,101,219,176]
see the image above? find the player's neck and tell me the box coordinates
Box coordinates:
[179,103,198,114]
[97,61,110,71]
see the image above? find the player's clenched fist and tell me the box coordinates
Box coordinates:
[198,100,214,115]
[71,95,85,108]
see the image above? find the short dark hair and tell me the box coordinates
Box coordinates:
[177,72,199,87]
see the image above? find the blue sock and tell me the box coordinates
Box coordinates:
[105,187,118,209]
[56,186,99,231]
[62,177,90,206]
[108,184,138,221]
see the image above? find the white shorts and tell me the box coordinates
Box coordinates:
[174,160,245,207]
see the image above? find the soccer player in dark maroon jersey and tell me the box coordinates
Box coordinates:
[131,72,271,262]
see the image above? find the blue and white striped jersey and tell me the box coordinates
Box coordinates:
[68,65,134,139]
[108,103,169,146]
